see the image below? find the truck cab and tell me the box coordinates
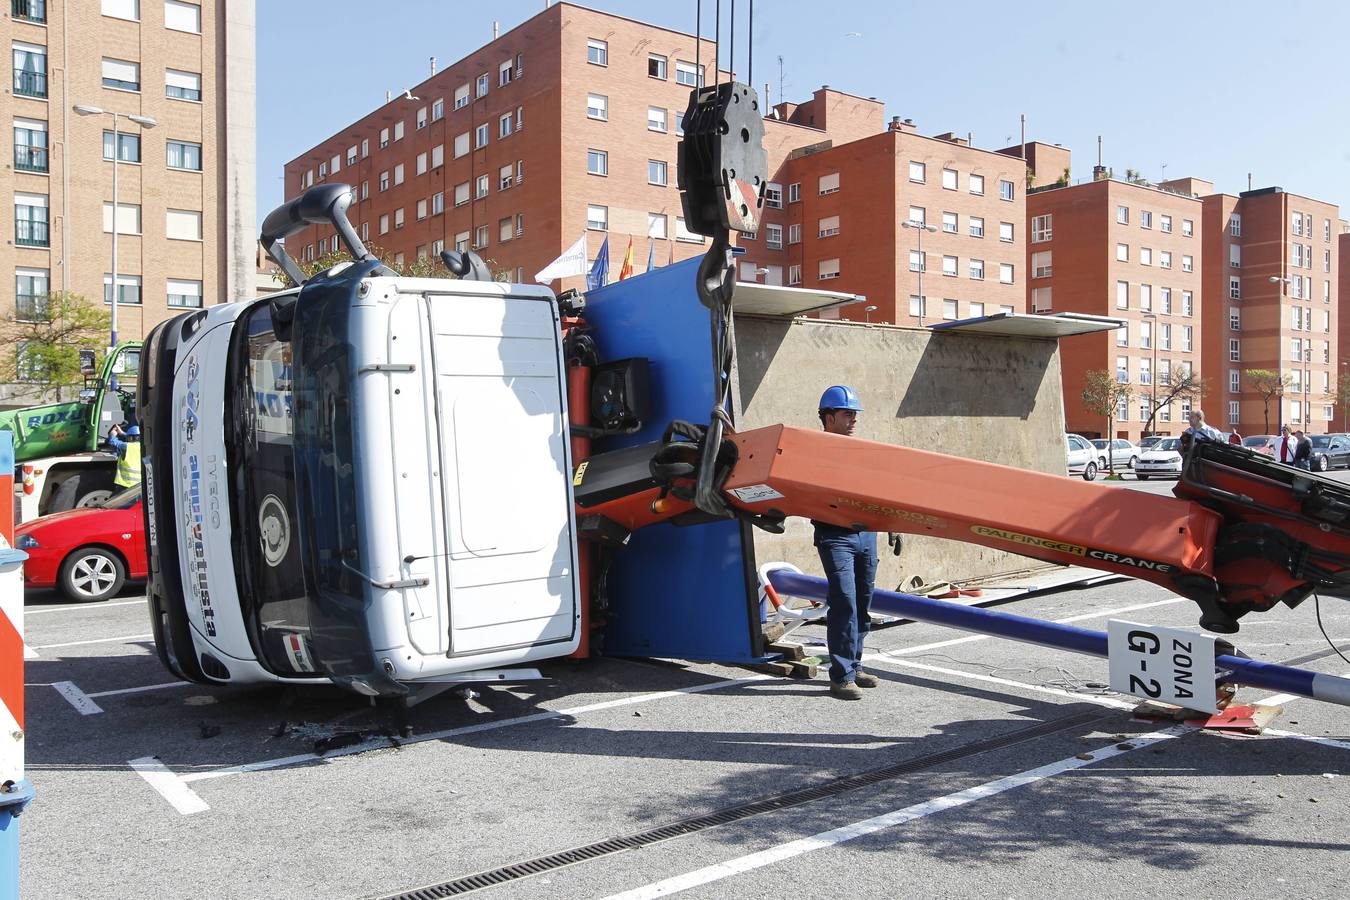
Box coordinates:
[141,244,581,696]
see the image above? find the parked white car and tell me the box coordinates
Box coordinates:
[1090,438,1139,471]
[1134,437,1184,480]
[1066,433,1098,480]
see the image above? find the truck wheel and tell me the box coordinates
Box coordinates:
[59,547,126,602]
[1082,462,1098,481]
[49,470,118,514]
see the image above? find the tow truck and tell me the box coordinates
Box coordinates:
[3,341,143,522]
[138,80,1350,698]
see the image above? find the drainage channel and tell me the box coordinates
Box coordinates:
[379,709,1105,899]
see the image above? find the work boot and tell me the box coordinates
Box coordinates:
[830,681,863,700]
[854,671,880,688]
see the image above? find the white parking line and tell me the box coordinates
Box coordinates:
[31,632,153,651]
[51,681,104,715]
[132,673,773,814]
[25,598,147,616]
[89,680,189,699]
[1263,728,1350,754]
[601,725,1191,900]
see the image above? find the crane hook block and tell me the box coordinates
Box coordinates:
[677,82,767,238]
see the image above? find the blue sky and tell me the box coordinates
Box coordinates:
[258,0,1350,226]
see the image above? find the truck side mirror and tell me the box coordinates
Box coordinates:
[79,349,96,377]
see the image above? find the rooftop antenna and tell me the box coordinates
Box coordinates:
[1097,135,1103,167]
[1248,172,1253,191]
[430,56,437,75]
[1020,113,1025,159]
[778,54,784,106]
[1161,163,1167,182]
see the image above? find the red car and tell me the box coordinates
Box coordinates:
[16,485,147,602]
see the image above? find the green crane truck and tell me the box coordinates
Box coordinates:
[5,341,143,522]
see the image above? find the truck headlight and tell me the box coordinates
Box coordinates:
[16,534,39,550]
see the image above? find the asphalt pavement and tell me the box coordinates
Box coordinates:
[18,564,1350,899]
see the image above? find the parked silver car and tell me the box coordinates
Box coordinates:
[1066,433,1098,480]
[1135,437,1184,480]
[1090,438,1139,471]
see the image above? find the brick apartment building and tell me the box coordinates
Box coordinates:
[2,0,254,398]
[1198,187,1341,438]
[1341,231,1350,429]
[1021,151,1205,442]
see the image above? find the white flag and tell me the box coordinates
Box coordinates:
[535,233,589,283]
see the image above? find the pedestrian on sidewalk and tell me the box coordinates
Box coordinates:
[1294,430,1312,471]
[1278,425,1298,465]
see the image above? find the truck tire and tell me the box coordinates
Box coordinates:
[49,469,119,514]
[59,547,126,602]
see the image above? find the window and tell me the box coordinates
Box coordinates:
[941,255,958,277]
[647,158,671,186]
[766,224,783,249]
[475,123,489,148]
[393,163,405,185]
[909,296,927,318]
[908,206,926,226]
[102,58,140,92]
[517,160,524,184]
[1116,280,1129,310]
[102,274,141,306]
[500,218,513,242]
[999,179,1014,201]
[454,182,469,206]
[999,222,1014,242]
[788,265,802,286]
[1116,243,1129,262]
[431,191,444,214]
[1182,219,1194,237]
[1140,210,1152,229]
[431,99,444,121]
[1140,358,1151,385]
[499,112,513,138]
[103,0,139,18]
[164,0,200,32]
[393,121,404,141]
[969,174,984,195]
[1292,306,1303,330]
[317,160,327,179]
[909,250,925,273]
[819,258,841,281]
[454,84,469,109]
[476,73,490,97]
[942,212,958,234]
[1229,244,1241,268]
[1160,214,1172,233]
[1117,205,1129,225]
[13,119,48,173]
[1140,321,1152,350]
[942,299,959,320]
[13,43,47,99]
[454,231,469,252]
[969,259,985,281]
[1116,325,1128,347]
[166,278,202,309]
[968,217,984,238]
[1140,283,1152,311]
[1115,357,1130,383]
[475,174,489,198]
[1327,281,1333,302]
[379,171,390,192]
[1291,338,1303,362]
[675,60,704,87]
[999,263,1014,284]
[394,207,405,229]
[102,131,141,163]
[499,59,513,87]
[165,208,201,240]
[347,146,357,166]
[765,183,783,208]
[1031,214,1052,243]
[942,168,958,190]
[818,173,840,195]
[587,93,608,120]
[15,268,49,321]
[431,144,444,168]
[1182,254,1193,273]
[587,204,608,231]
[1182,291,1193,316]
[499,164,513,190]
[676,217,704,243]
[1293,212,1304,236]
[1140,247,1152,266]
[165,68,204,102]
[101,201,141,234]
[587,39,608,66]
[1159,251,1171,269]
[474,224,488,248]
[516,214,525,238]
[648,53,667,79]
[1181,326,1192,352]
[416,199,427,220]
[1293,243,1304,268]
[1326,249,1333,273]
[788,223,801,244]
[970,302,985,319]
[1228,306,1241,331]
[415,152,427,176]
[648,106,668,132]
[908,161,926,183]
[1032,251,1052,278]
[818,215,840,238]
[1160,287,1172,314]
[1228,276,1241,300]
[454,132,470,158]
[378,214,389,235]
[415,107,428,131]
[587,149,607,176]
[648,213,667,239]
[1324,310,1332,333]
[1292,275,1304,300]
[1160,323,1172,350]
[788,183,801,203]
[515,106,523,131]
[380,127,390,148]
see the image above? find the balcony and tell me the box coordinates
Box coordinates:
[14,145,48,173]
[15,293,48,322]
[12,0,45,23]
[15,217,49,247]
[14,69,47,99]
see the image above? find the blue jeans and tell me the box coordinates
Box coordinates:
[814,527,878,684]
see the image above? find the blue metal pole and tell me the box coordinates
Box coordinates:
[766,568,1350,707]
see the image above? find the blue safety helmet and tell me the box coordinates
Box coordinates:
[818,385,863,413]
[125,425,141,437]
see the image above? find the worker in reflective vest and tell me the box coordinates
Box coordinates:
[108,423,142,488]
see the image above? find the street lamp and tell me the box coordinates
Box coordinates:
[864,304,878,323]
[73,104,156,349]
[1142,311,1158,438]
[901,220,938,327]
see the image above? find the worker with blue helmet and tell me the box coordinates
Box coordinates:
[108,421,142,489]
[814,385,880,700]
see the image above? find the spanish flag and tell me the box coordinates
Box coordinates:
[618,236,635,280]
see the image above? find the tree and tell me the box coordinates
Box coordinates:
[274,242,505,289]
[1141,366,1209,437]
[1245,369,1292,434]
[2,292,112,401]
[1081,370,1133,474]
[1332,376,1350,432]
